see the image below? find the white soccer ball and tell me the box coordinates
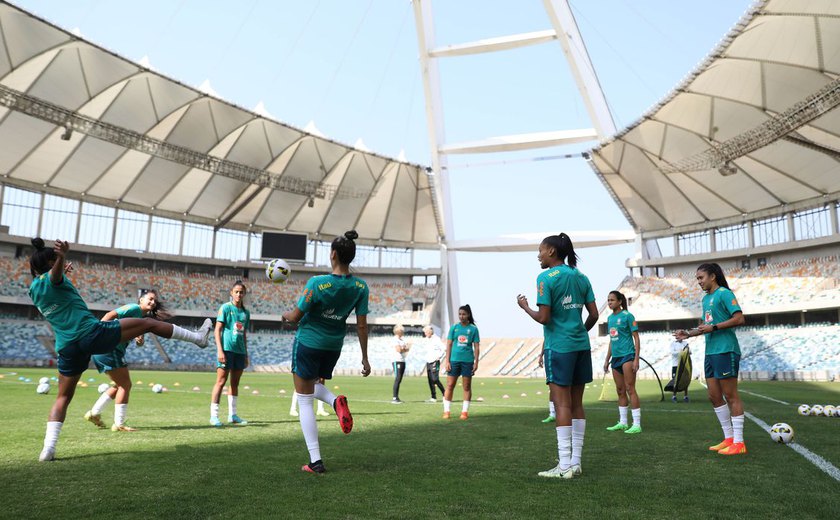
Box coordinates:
[265,258,291,284]
[835,406,840,418]
[810,404,824,416]
[97,383,111,394]
[797,404,810,416]
[152,384,163,394]
[769,422,794,444]
[823,405,836,418]
[39,377,50,385]
[36,382,50,394]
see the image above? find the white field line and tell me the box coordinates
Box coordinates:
[745,411,840,483]
[698,380,789,405]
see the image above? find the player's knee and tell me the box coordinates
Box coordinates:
[615,386,625,394]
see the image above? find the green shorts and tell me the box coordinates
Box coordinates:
[292,339,340,380]
[448,361,473,378]
[92,347,128,373]
[704,352,740,380]
[217,351,247,371]
[545,349,592,386]
[610,353,635,375]
[56,321,123,376]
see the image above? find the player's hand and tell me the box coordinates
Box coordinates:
[538,356,544,368]
[135,335,145,346]
[54,239,69,256]
[473,362,478,373]
[63,261,74,274]
[245,355,250,369]
[516,294,529,310]
[674,329,688,341]
[603,361,610,373]
[361,358,371,377]
[445,361,451,373]
[632,359,639,373]
[217,352,226,364]
[697,324,714,334]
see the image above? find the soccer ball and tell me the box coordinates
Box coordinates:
[266,258,291,284]
[36,382,50,394]
[769,422,794,444]
[797,404,810,416]
[810,404,824,416]
[823,405,836,417]
[152,384,163,394]
[97,383,111,394]
[39,377,49,385]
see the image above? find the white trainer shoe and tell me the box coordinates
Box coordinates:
[39,448,55,462]
[571,464,582,476]
[196,318,213,348]
[537,463,574,479]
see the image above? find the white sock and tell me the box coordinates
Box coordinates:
[317,400,327,414]
[732,414,745,444]
[43,421,62,451]
[462,400,470,413]
[114,404,127,426]
[297,394,321,463]
[548,400,555,417]
[571,419,585,467]
[556,425,572,470]
[211,403,220,419]
[443,399,451,413]
[91,392,113,415]
[631,408,641,427]
[714,404,733,439]
[618,405,628,425]
[169,324,203,344]
[313,383,337,407]
[290,392,298,413]
[228,395,238,417]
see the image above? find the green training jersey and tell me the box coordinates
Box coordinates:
[607,310,638,358]
[296,274,369,351]
[702,286,742,356]
[535,264,595,353]
[112,303,143,355]
[447,323,480,363]
[29,273,99,352]
[217,302,250,354]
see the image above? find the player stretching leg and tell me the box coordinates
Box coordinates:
[518,233,598,479]
[283,230,371,474]
[675,263,746,455]
[29,238,212,462]
[603,291,642,434]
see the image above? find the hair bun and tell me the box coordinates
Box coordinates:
[344,230,359,241]
[31,237,45,250]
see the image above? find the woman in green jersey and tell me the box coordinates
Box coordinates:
[282,230,371,475]
[517,233,598,479]
[602,290,642,435]
[675,263,746,456]
[28,238,212,462]
[210,280,251,427]
[84,289,170,432]
[442,305,480,420]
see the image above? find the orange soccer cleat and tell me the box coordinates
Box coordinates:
[708,438,734,451]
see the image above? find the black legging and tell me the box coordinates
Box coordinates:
[426,360,445,398]
[393,361,406,399]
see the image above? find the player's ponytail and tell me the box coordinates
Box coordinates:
[697,263,729,289]
[609,290,628,311]
[459,304,475,325]
[332,230,358,265]
[541,232,579,268]
[29,237,57,276]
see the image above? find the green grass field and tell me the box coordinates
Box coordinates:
[1,368,839,519]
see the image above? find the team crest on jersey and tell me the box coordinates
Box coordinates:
[458,335,468,343]
[705,310,713,323]
[609,328,618,338]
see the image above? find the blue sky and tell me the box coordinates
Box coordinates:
[15,0,750,336]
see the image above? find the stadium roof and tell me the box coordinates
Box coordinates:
[589,0,840,238]
[0,2,441,248]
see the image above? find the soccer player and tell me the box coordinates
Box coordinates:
[210,280,250,426]
[290,378,331,417]
[443,305,480,420]
[29,238,212,462]
[517,233,598,479]
[422,325,446,403]
[675,263,746,455]
[602,290,642,434]
[282,230,371,475]
[84,289,170,432]
[391,324,410,403]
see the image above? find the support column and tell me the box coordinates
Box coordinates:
[709,228,717,253]
[830,203,839,235]
[746,220,754,249]
[786,212,795,242]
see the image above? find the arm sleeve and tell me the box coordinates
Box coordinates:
[584,277,595,304]
[535,273,551,306]
[473,326,480,344]
[297,278,318,313]
[355,283,369,316]
[447,325,456,341]
[216,305,228,325]
[116,304,142,319]
[724,290,742,315]
[628,312,639,332]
